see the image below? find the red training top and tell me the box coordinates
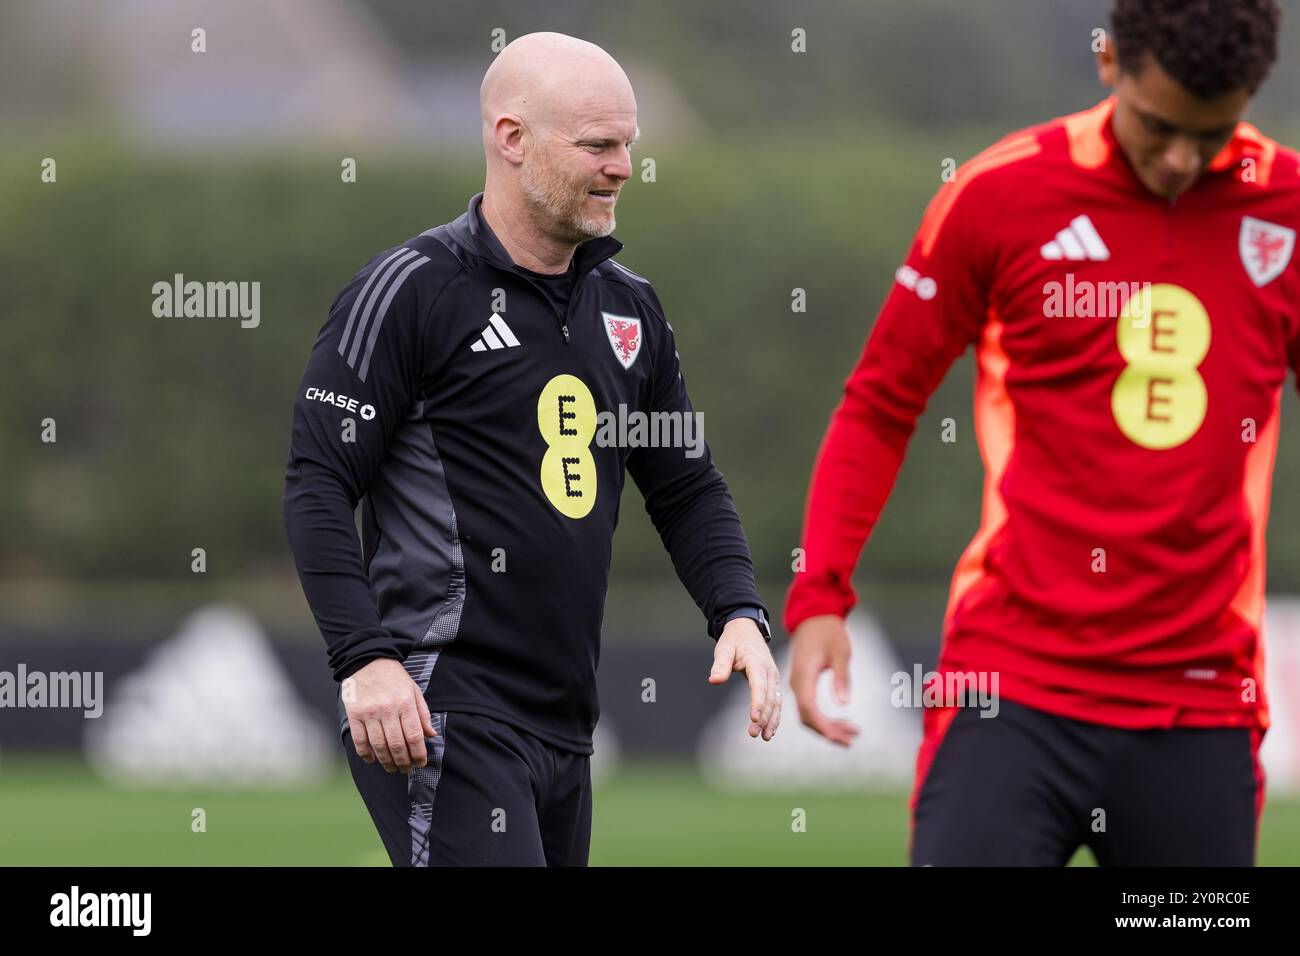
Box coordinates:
[785,97,1300,731]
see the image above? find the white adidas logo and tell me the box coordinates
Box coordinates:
[469,314,521,351]
[1040,215,1110,261]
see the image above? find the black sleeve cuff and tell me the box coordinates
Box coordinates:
[329,628,409,683]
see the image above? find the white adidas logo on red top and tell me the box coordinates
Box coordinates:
[1040,215,1111,261]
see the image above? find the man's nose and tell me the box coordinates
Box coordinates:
[605,146,633,182]
[1162,137,1202,178]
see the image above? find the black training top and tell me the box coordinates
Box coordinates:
[282,192,766,753]
[514,254,578,319]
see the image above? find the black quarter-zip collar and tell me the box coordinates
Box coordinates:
[460,192,624,281]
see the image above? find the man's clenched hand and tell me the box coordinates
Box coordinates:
[342,658,438,774]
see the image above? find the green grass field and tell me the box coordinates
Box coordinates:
[3,757,1298,866]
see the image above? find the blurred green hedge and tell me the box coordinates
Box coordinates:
[4,133,1300,598]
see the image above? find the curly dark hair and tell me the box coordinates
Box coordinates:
[1111,0,1281,98]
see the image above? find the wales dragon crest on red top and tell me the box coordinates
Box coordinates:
[1240,216,1295,288]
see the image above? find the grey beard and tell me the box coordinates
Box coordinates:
[520,163,615,242]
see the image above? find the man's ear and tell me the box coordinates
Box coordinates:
[493,114,527,166]
[1096,34,1119,89]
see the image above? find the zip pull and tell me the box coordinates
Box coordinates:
[561,324,570,343]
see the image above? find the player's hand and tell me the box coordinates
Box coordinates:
[708,617,782,741]
[788,614,861,747]
[342,658,438,774]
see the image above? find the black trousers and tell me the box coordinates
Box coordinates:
[910,699,1262,866]
[344,710,592,867]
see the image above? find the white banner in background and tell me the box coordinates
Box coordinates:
[697,609,921,791]
[699,600,1300,795]
[85,603,334,788]
[1261,597,1300,791]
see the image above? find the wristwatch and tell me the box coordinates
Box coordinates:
[724,606,772,642]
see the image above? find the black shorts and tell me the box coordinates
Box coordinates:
[342,710,592,867]
[909,698,1264,866]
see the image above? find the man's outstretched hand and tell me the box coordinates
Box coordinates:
[342,658,438,774]
[708,617,782,741]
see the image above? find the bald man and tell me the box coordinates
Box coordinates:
[283,32,779,867]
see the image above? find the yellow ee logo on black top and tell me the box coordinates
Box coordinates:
[538,374,598,518]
